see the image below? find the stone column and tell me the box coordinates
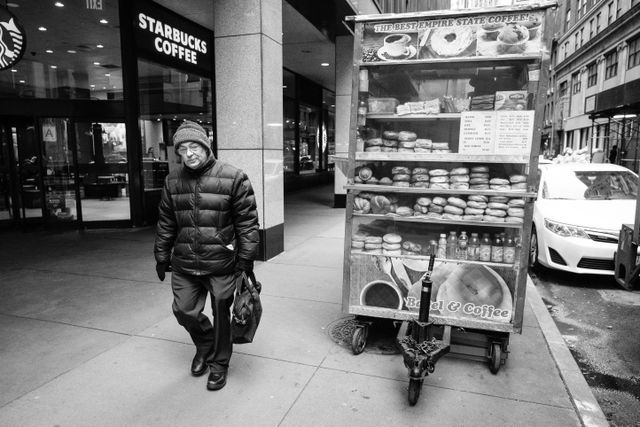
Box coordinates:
[333,34,354,208]
[214,0,284,260]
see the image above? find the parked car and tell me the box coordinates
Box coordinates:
[530,163,638,274]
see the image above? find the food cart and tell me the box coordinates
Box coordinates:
[342,1,556,404]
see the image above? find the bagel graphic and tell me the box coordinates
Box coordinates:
[0,10,26,71]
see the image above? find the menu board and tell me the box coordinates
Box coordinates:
[361,10,544,62]
[459,110,534,155]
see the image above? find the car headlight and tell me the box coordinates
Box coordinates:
[544,219,589,238]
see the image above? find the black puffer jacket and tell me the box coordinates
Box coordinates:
[154,157,260,276]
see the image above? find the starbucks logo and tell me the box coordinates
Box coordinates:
[0,7,26,70]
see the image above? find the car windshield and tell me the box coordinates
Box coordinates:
[543,170,638,200]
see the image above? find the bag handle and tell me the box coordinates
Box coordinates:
[235,271,259,294]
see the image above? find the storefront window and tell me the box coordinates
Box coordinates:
[0,2,122,100]
[41,118,77,222]
[299,104,319,174]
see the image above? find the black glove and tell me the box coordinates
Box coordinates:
[234,258,254,275]
[156,262,170,281]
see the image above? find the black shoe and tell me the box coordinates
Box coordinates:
[190,353,208,377]
[207,371,227,391]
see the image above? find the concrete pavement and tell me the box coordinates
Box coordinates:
[0,184,606,426]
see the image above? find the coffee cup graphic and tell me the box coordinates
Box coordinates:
[360,280,403,309]
[383,33,411,58]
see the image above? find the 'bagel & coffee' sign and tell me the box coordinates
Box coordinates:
[0,6,26,71]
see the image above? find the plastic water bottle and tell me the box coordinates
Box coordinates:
[467,232,480,261]
[457,231,468,260]
[437,233,447,259]
[479,233,492,262]
[446,231,457,259]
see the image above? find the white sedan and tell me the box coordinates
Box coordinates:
[530,163,638,274]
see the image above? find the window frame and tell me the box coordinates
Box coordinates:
[605,49,619,80]
[628,36,640,69]
[572,72,582,94]
[587,62,598,87]
[559,80,569,97]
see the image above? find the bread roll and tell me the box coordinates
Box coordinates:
[414,204,429,214]
[488,196,509,203]
[430,183,451,190]
[402,241,422,253]
[468,195,488,202]
[398,131,417,141]
[367,177,379,185]
[505,216,524,223]
[411,182,430,188]
[490,185,511,191]
[415,139,432,149]
[352,233,368,242]
[450,167,469,175]
[382,139,398,147]
[382,130,399,140]
[511,182,528,190]
[431,142,450,150]
[444,205,464,215]
[396,206,414,216]
[509,174,527,183]
[397,148,414,153]
[351,240,365,249]
[488,202,509,210]
[450,175,470,183]
[416,197,431,207]
[471,166,489,173]
[381,147,397,152]
[392,166,410,175]
[429,175,448,184]
[464,207,485,215]
[470,172,490,179]
[392,173,411,182]
[489,178,510,185]
[365,146,381,152]
[469,184,490,190]
[398,141,416,149]
[428,204,444,213]
[485,208,507,217]
[378,177,393,186]
[412,167,429,175]
[354,176,363,183]
[429,169,449,177]
[450,183,470,190]
[425,212,443,219]
[432,196,448,206]
[508,199,525,208]
[414,147,431,153]
[366,138,383,146]
[383,233,402,244]
[469,177,489,184]
[447,197,467,208]
[392,181,410,187]
[467,200,487,209]
[482,215,505,223]
[463,214,484,221]
[358,167,373,181]
[365,235,383,244]
[370,195,391,214]
[411,174,430,182]
[507,207,525,218]
[442,213,463,220]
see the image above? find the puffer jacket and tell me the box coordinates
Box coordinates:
[154,157,260,276]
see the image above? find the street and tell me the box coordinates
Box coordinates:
[530,267,640,427]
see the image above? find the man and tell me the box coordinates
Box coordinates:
[154,120,259,391]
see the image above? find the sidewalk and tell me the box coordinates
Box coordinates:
[0,184,606,426]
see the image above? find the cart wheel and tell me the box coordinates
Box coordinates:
[408,378,422,406]
[489,343,502,374]
[351,324,368,355]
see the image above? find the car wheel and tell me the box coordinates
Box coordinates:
[529,226,539,270]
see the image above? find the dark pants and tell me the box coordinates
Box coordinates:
[171,271,236,373]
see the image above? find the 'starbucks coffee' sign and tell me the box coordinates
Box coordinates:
[0,6,26,70]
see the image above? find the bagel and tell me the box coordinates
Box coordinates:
[429,169,449,177]
[467,201,488,209]
[392,166,410,175]
[451,183,470,190]
[430,183,451,190]
[428,204,445,213]
[485,208,507,217]
[508,199,525,208]
[382,139,398,147]
[429,175,449,183]
[365,235,383,244]
[365,138,383,146]
[450,167,469,175]
[469,177,489,184]
[411,174,430,182]
[470,172,490,179]
[351,240,365,249]
[382,242,402,250]
[352,233,369,242]
[392,173,411,181]
[364,242,383,250]
[464,207,485,215]
[432,196,448,206]
[416,197,432,207]
[444,205,464,215]
[489,178,510,185]
[469,184,490,190]
[505,216,524,223]
[488,202,509,210]
[399,140,416,149]
[412,167,429,175]
[507,207,525,218]
[383,233,402,244]
[382,130,399,140]
[450,175,470,183]
[447,197,467,208]
[442,213,463,220]
[509,174,527,183]
[490,185,511,191]
[463,214,484,221]
[488,196,509,203]
[468,195,489,202]
[398,131,417,141]
[471,166,489,173]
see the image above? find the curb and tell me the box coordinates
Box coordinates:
[526,277,609,427]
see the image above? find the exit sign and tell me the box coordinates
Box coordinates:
[86,0,103,10]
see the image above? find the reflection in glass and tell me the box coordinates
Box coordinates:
[299,104,319,174]
[41,118,76,221]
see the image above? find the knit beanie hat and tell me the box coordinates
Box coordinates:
[173,120,211,155]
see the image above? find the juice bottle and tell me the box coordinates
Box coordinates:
[446,231,457,259]
[457,231,468,260]
[491,233,504,263]
[437,234,447,259]
[503,233,516,263]
[479,233,492,262]
[467,232,480,261]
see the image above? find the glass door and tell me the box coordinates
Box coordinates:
[0,123,19,222]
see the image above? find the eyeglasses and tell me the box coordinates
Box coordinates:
[177,144,204,155]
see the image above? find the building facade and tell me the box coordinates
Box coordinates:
[545,0,640,169]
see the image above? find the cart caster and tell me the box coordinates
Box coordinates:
[408,378,423,406]
[489,342,502,374]
[351,324,368,355]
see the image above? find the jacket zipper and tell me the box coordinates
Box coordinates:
[194,176,201,273]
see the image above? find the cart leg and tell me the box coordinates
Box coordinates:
[351,323,369,355]
[408,376,423,406]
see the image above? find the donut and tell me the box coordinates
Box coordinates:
[447,197,467,208]
[450,167,469,175]
[488,196,509,203]
[351,240,365,249]
[468,195,489,202]
[429,169,449,177]
[365,138,383,146]
[398,131,417,141]
[509,174,527,183]
[382,130,399,140]
[471,166,489,173]
[507,207,525,218]
[392,166,410,175]
[508,199,525,207]
[465,207,485,215]
[383,233,402,244]
[430,26,475,57]
[412,167,429,175]
[399,141,416,149]
[416,197,432,207]
[488,202,509,210]
[442,213,463,220]
[392,173,411,181]
[365,236,383,244]
[382,242,401,251]
[411,174,430,182]
[485,208,507,217]
[432,196,448,206]
[444,205,464,215]
[467,201,487,209]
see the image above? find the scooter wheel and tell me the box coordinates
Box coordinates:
[489,342,502,374]
[351,325,368,355]
[408,378,422,406]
